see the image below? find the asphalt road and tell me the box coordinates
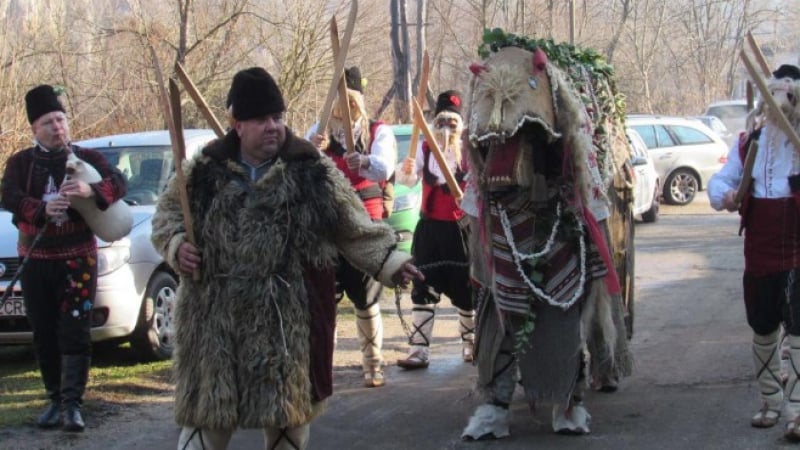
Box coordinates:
[294,194,793,450]
[11,192,797,449]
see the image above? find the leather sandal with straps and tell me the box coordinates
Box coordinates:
[751,403,781,428]
[787,417,800,441]
[397,349,429,370]
[363,367,385,388]
[786,416,800,441]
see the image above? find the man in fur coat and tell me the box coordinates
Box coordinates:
[708,64,800,441]
[151,67,421,450]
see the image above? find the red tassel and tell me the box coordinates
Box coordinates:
[532,48,548,73]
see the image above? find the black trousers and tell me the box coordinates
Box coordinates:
[21,257,97,358]
[335,255,383,311]
[409,218,473,311]
[744,269,800,336]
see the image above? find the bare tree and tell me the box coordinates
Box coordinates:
[0,0,798,174]
[377,0,412,122]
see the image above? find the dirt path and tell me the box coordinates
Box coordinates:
[1,194,720,450]
[1,294,463,450]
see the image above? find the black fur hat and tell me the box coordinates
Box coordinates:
[772,64,800,80]
[434,90,462,116]
[227,67,286,121]
[345,67,363,93]
[25,85,65,124]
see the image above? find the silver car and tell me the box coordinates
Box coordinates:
[627,115,728,206]
[0,129,217,360]
[703,99,751,137]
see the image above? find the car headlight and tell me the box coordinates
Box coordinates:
[393,192,421,212]
[97,245,131,276]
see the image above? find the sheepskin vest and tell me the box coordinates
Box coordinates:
[171,130,342,430]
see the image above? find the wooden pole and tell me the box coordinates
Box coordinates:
[405,50,429,165]
[331,17,356,154]
[746,31,771,77]
[316,1,358,136]
[411,97,462,200]
[734,139,758,204]
[166,79,200,281]
[174,63,225,138]
[740,50,800,152]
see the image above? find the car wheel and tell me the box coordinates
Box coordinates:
[130,271,176,361]
[640,185,660,223]
[663,169,698,205]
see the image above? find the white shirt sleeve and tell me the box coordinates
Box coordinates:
[707,142,742,211]
[305,122,320,140]
[360,124,396,182]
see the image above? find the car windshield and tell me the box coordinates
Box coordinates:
[395,131,411,160]
[671,125,714,145]
[706,104,747,119]
[94,146,173,205]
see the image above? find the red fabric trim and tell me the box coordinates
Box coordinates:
[582,206,621,295]
[420,143,466,221]
[744,197,800,275]
[304,265,336,401]
[324,121,387,220]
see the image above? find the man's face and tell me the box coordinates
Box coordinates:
[32,111,70,150]
[235,112,286,164]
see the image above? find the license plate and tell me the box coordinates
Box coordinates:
[0,297,26,317]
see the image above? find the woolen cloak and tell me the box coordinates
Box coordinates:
[151,129,409,430]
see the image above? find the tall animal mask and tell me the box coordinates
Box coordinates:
[468,46,559,144]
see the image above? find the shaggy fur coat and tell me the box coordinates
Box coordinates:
[151,129,409,430]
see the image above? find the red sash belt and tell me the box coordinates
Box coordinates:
[744,197,800,275]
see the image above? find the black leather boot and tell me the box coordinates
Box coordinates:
[35,353,62,428]
[37,401,62,428]
[61,354,90,432]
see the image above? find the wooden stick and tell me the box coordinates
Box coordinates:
[316,1,358,136]
[734,139,758,204]
[746,31,771,77]
[406,50,430,164]
[164,77,199,281]
[411,97,462,200]
[331,17,356,154]
[734,32,770,202]
[148,47,199,263]
[174,62,225,138]
[740,50,800,153]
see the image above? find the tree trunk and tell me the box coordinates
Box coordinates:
[389,0,411,123]
[604,0,632,64]
[413,0,428,105]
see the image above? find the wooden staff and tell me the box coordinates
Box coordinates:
[331,17,356,154]
[147,44,199,281]
[160,76,199,281]
[174,62,225,138]
[734,139,758,205]
[746,31,771,77]
[406,50,430,165]
[316,1,358,136]
[735,31,770,203]
[740,51,800,153]
[411,97,462,200]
